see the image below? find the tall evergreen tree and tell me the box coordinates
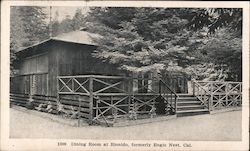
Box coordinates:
[10,6,49,75]
[50,10,61,36]
[87,8,197,74]
[10,7,27,76]
[198,28,242,81]
[17,6,49,47]
[187,8,242,35]
[72,8,86,30]
[86,7,242,81]
[58,15,74,34]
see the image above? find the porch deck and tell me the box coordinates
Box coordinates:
[57,74,178,125]
[10,74,242,127]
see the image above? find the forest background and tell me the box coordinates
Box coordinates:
[10,6,242,81]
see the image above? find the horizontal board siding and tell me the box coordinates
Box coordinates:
[10,93,90,120]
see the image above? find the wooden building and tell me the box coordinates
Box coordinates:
[13,30,237,126]
[10,30,242,126]
[11,30,124,97]
[11,29,190,96]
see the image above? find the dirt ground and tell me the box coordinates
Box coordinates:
[9,106,242,141]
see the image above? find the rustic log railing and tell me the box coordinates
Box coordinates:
[159,79,178,113]
[57,75,178,125]
[192,79,242,111]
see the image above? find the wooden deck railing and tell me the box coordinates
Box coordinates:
[57,75,178,125]
[159,79,178,113]
[192,79,242,111]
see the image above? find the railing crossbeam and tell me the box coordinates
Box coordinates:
[192,79,242,112]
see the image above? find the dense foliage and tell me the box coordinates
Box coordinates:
[10,7,86,75]
[86,7,242,81]
[49,8,86,36]
[86,8,196,73]
[10,6,49,76]
[10,6,242,81]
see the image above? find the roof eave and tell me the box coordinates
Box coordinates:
[16,38,98,54]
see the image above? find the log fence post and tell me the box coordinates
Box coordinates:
[78,95,81,127]
[89,76,94,124]
[225,82,228,106]
[209,82,213,112]
[192,79,195,96]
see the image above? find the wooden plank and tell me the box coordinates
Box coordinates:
[10,96,28,101]
[32,95,57,101]
[10,93,30,98]
[89,77,94,123]
[58,92,89,95]
[10,99,27,104]
[196,81,242,84]
[33,99,57,106]
[94,93,163,96]
[59,99,90,108]
[62,104,90,113]
[78,112,90,119]
[60,95,90,103]
[58,75,124,79]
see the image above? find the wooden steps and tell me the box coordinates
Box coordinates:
[177,105,205,109]
[177,101,201,104]
[176,94,209,117]
[177,109,208,113]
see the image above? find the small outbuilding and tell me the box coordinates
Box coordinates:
[10,30,189,125]
[11,30,125,97]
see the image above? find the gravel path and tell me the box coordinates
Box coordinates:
[10,106,241,141]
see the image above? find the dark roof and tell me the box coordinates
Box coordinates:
[16,30,99,52]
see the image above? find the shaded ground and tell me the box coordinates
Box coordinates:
[10,106,241,141]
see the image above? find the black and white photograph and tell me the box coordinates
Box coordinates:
[1,1,249,151]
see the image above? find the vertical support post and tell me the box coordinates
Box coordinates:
[29,75,33,100]
[89,76,94,124]
[56,76,60,104]
[192,80,195,96]
[46,74,49,96]
[225,82,228,106]
[78,95,81,127]
[28,75,34,107]
[210,82,213,93]
[56,77,61,117]
[128,77,132,114]
[208,82,214,112]
[170,92,172,111]
[96,98,99,118]
[209,82,213,112]
[240,83,242,106]
[175,95,177,114]
[111,96,113,115]
[209,93,213,112]
[159,80,162,95]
